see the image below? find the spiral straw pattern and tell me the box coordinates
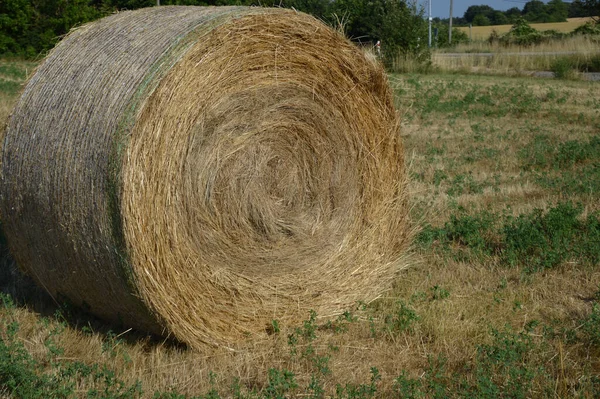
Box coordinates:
[1,6,409,348]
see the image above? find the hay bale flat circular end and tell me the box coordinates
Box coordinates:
[1,6,410,348]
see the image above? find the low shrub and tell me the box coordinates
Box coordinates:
[495,18,567,47]
[572,22,600,36]
[550,58,577,79]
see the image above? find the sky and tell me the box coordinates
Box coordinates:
[422,0,530,19]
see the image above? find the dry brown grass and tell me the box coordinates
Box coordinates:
[457,17,596,40]
[0,6,409,349]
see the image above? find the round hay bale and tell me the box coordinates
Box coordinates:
[0,6,409,348]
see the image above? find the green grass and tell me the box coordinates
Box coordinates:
[418,203,600,272]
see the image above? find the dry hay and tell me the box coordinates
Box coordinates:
[0,6,409,348]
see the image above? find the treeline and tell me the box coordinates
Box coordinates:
[435,0,598,27]
[0,0,428,64]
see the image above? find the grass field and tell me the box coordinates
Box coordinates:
[0,60,36,127]
[456,17,596,41]
[1,60,599,398]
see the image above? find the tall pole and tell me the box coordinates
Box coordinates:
[428,0,432,47]
[448,0,453,45]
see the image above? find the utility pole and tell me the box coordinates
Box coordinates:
[428,0,432,47]
[449,0,453,45]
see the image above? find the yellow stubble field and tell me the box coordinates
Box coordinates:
[457,17,596,40]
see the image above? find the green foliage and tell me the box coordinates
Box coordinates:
[572,21,600,35]
[536,164,600,195]
[462,0,568,28]
[519,134,555,169]
[546,0,569,22]
[433,24,469,47]
[464,5,495,25]
[430,286,450,300]
[446,173,484,197]
[578,54,600,72]
[519,135,600,195]
[264,368,298,399]
[418,209,496,255]
[581,304,600,346]
[334,367,380,399]
[333,0,429,69]
[411,80,540,118]
[550,58,577,79]
[499,18,543,46]
[0,0,103,57]
[417,202,600,272]
[473,14,491,26]
[0,314,143,398]
[571,0,600,23]
[384,301,419,335]
[523,0,551,23]
[503,202,600,271]
[467,326,540,398]
[392,371,423,399]
[489,16,572,46]
[555,136,600,167]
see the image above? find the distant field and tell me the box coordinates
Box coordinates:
[457,17,595,40]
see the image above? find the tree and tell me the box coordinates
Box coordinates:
[571,0,599,22]
[505,7,522,22]
[569,1,589,17]
[434,23,468,46]
[522,0,550,22]
[333,0,429,65]
[0,0,38,56]
[280,0,332,21]
[473,14,491,26]
[464,5,494,23]
[491,11,509,25]
[378,0,428,64]
[547,0,568,22]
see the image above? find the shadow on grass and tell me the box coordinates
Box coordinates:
[0,224,184,350]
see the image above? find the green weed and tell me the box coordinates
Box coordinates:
[550,58,577,79]
[417,203,600,271]
[334,367,380,399]
[418,209,496,255]
[392,371,423,399]
[264,368,298,399]
[535,164,600,195]
[503,202,600,271]
[430,286,450,301]
[0,316,143,399]
[446,173,484,197]
[521,135,600,170]
[582,303,600,347]
[465,326,542,398]
[384,301,419,335]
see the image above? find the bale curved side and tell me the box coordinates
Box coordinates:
[0,6,410,348]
